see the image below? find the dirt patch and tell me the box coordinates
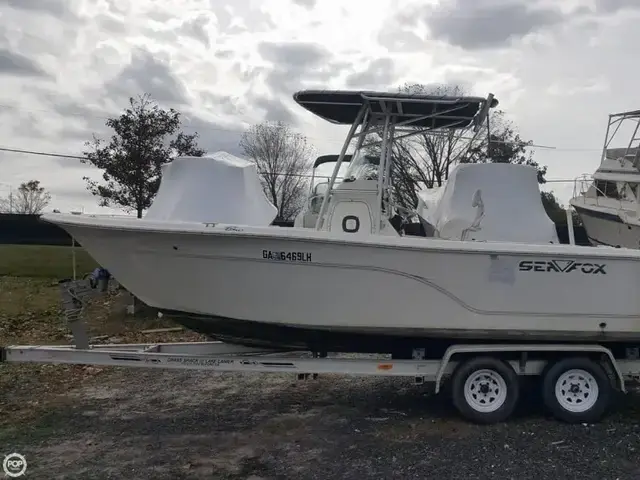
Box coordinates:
[2,369,640,479]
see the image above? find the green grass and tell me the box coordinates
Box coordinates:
[0,244,99,279]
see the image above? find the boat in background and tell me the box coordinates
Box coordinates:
[42,89,640,357]
[570,109,640,248]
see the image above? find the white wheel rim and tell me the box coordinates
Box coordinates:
[554,369,599,413]
[463,369,508,413]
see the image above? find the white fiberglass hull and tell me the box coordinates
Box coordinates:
[44,214,640,352]
[572,204,640,249]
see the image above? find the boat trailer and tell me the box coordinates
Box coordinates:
[2,278,640,425]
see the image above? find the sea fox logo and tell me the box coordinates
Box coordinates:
[518,259,607,275]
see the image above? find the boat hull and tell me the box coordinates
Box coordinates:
[158,309,640,358]
[46,216,640,353]
[573,204,640,249]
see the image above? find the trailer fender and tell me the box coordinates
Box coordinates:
[434,344,626,395]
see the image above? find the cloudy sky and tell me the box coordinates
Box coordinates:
[0,0,638,214]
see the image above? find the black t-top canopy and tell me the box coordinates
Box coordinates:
[312,153,381,169]
[293,89,498,128]
[313,154,352,168]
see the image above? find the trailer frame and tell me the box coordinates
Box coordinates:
[3,335,640,424]
[1,340,634,392]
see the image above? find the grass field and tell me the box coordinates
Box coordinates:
[0,244,99,278]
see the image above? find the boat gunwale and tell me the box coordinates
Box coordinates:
[42,213,640,261]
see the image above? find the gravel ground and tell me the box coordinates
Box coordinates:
[2,367,640,480]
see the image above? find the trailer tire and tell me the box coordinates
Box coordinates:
[451,356,519,424]
[542,357,611,424]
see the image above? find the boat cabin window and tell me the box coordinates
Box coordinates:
[594,180,620,199]
[592,180,640,201]
[343,151,380,182]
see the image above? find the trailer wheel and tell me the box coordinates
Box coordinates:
[542,357,611,424]
[451,357,519,424]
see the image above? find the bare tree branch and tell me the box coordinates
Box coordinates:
[239,122,314,221]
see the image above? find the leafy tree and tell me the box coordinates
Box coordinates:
[540,190,582,226]
[240,121,314,221]
[81,94,205,218]
[0,180,51,214]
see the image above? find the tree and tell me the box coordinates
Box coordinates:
[81,94,205,218]
[239,121,314,221]
[540,190,582,226]
[0,180,51,214]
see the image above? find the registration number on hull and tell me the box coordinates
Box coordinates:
[262,250,312,262]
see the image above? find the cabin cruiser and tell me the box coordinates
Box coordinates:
[43,89,640,356]
[570,109,640,249]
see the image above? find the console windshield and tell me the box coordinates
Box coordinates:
[343,151,380,182]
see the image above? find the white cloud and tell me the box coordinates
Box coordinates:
[0,0,639,214]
